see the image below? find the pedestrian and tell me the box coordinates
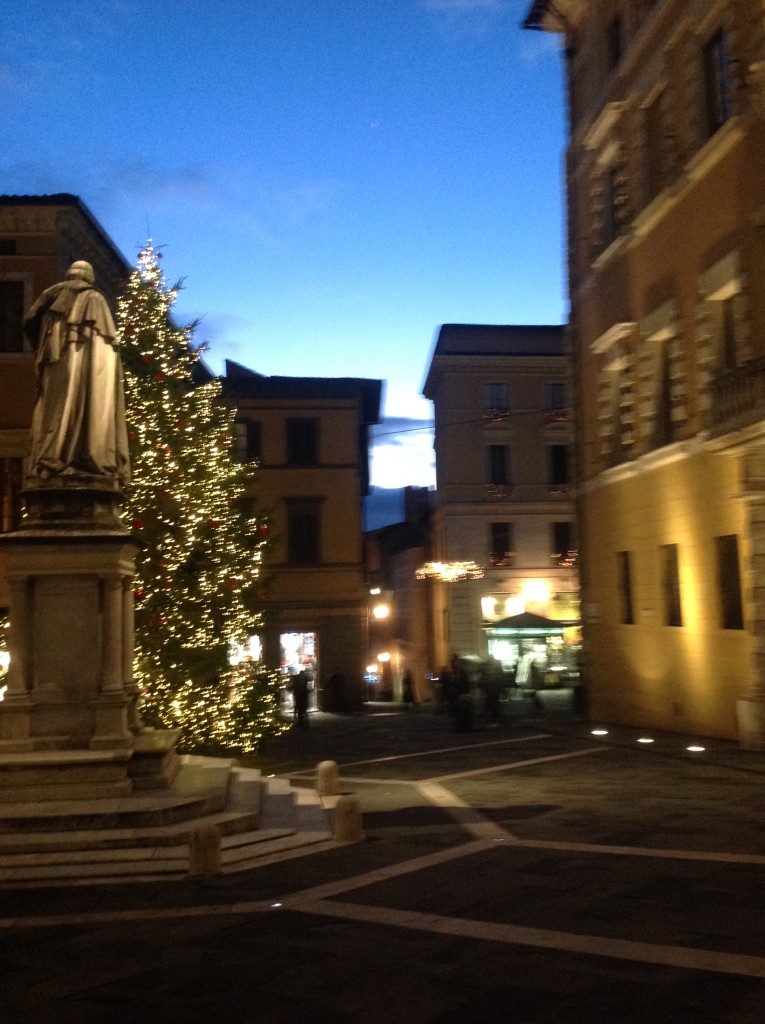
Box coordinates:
[291,669,310,728]
[437,663,453,713]
[401,668,416,710]
[482,656,507,728]
[325,668,347,712]
[450,655,472,732]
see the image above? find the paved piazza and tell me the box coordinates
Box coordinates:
[1,710,764,1022]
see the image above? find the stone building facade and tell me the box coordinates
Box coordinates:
[221,360,382,710]
[422,324,579,672]
[525,0,765,745]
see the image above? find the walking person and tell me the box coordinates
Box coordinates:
[291,669,310,728]
[401,668,417,711]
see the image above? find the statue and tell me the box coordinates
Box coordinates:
[24,261,130,487]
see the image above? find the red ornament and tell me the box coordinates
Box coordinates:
[142,354,152,363]
[208,520,220,528]
[124,325,135,336]
[132,517,144,531]
[155,373,166,382]
[176,420,187,430]
[259,524,270,535]
[134,589,145,602]
[128,431,135,441]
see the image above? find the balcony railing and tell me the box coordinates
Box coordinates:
[711,357,765,436]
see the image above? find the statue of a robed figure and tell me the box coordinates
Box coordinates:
[24,260,130,487]
[0,260,175,791]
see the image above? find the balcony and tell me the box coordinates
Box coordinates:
[545,408,571,424]
[710,357,765,438]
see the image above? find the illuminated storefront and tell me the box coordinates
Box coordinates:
[485,612,580,687]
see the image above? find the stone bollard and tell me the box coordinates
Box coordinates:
[188,823,222,877]
[316,759,339,797]
[333,795,363,843]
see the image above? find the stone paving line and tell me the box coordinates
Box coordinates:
[3,736,765,985]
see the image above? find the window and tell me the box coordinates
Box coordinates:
[548,445,570,487]
[286,418,318,466]
[618,551,635,624]
[661,543,682,626]
[0,281,25,353]
[232,419,261,463]
[644,90,668,202]
[0,457,22,533]
[285,498,321,565]
[485,382,508,410]
[653,340,676,447]
[603,164,623,246]
[487,445,510,486]
[703,29,731,138]
[607,14,624,70]
[489,522,513,566]
[551,522,576,566]
[718,295,739,372]
[549,382,566,410]
[716,535,744,630]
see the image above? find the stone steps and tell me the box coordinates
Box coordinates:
[0,765,333,887]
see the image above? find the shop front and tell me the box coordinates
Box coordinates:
[485,612,581,692]
[280,631,319,712]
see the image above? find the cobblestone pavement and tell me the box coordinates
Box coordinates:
[2,706,765,1023]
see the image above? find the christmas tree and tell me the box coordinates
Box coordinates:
[118,244,286,752]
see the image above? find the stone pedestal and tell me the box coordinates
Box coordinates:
[0,477,143,764]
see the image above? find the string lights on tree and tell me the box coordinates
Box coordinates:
[118,243,286,752]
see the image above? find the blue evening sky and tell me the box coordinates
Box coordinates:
[2,0,566,487]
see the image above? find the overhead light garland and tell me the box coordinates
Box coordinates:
[416,560,484,582]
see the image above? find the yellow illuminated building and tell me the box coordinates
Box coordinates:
[526,0,765,745]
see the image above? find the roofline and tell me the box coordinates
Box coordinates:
[0,193,130,272]
[221,367,383,426]
[422,323,567,399]
[522,0,569,33]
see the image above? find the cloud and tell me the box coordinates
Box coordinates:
[371,416,434,447]
[420,0,508,38]
[371,417,435,488]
